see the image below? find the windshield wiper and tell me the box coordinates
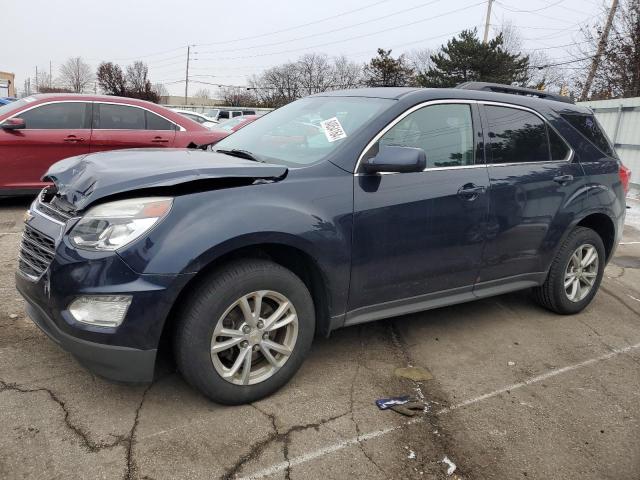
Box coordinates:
[216,149,265,163]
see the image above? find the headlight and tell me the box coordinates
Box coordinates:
[70,197,173,251]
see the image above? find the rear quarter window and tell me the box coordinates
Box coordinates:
[561,113,614,157]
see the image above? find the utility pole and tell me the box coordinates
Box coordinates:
[483,0,494,44]
[581,0,619,100]
[35,66,38,93]
[184,45,191,105]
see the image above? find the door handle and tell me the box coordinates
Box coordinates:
[151,137,169,143]
[553,174,574,185]
[457,183,486,200]
[63,136,85,142]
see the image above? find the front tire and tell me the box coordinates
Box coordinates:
[533,227,606,314]
[174,259,315,405]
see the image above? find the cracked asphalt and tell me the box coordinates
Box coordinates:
[1,196,639,480]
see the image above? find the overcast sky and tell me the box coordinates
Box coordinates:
[3,0,604,97]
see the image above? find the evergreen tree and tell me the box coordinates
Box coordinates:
[363,49,415,87]
[417,29,530,88]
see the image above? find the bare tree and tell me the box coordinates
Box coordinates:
[496,21,566,92]
[58,57,93,93]
[407,48,434,75]
[575,0,640,99]
[331,55,363,89]
[125,61,158,102]
[153,83,169,98]
[297,53,334,95]
[220,86,255,107]
[193,88,211,100]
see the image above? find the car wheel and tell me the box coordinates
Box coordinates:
[533,226,605,315]
[174,259,315,405]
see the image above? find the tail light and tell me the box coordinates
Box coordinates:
[619,163,631,194]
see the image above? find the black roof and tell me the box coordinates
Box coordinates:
[315,85,588,113]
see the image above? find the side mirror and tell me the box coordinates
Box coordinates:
[364,145,426,173]
[1,118,26,130]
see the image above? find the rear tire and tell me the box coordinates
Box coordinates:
[174,259,315,405]
[533,227,605,315]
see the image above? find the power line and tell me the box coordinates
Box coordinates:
[195,0,394,47]
[190,1,486,63]
[196,0,445,55]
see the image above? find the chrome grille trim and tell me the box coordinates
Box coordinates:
[18,224,56,280]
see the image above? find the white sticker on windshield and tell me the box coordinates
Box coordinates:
[320,117,347,143]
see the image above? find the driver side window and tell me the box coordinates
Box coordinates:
[379,103,475,168]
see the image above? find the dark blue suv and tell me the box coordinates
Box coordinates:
[16,83,630,404]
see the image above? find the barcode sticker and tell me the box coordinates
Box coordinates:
[320,117,347,143]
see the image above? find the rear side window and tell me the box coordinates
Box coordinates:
[485,106,549,163]
[18,102,89,129]
[146,111,176,130]
[96,104,145,130]
[561,113,613,156]
[379,103,475,168]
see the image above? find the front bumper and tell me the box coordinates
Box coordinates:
[19,289,157,383]
[15,205,194,382]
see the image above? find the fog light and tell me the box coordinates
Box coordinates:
[68,295,132,327]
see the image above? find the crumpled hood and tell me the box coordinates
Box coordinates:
[44,148,288,210]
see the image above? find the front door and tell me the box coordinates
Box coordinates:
[90,103,176,152]
[478,103,587,285]
[0,101,91,190]
[348,102,490,321]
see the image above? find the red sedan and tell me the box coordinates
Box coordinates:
[0,94,230,195]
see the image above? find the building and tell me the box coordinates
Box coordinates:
[578,97,640,192]
[0,71,16,97]
[158,95,222,107]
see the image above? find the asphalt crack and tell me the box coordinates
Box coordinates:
[0,375,158,480]
[348,326,388,478]
[221,407,351,480]
[0,377,127,453]
[600,286,640,318]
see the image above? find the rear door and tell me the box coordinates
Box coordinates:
[348,101,490,318]
[0,101,91,190]
[477,103,586,288]
[90,103,176,152]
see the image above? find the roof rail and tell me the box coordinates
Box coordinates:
[455,82,574,104]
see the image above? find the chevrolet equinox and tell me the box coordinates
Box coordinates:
[16,83,631,404]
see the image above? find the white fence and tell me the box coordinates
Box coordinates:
[578,97,640,190]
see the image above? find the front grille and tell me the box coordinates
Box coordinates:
[36,190,73,223]
[18,224,56,279]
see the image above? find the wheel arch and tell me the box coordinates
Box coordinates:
[575,212,616,261]
[157,240,334,361]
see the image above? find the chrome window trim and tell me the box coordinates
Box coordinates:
[1,100,91,130]
[1,99,186,132]
[94,101,185,132]
[354,99,574,174]
[479,100,574,164]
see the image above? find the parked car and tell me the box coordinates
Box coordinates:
[210,114,258,133]
[204,108,256,121]
[0,97,17,105]
[16,84,630,405]
[0,94,225,195]
[170,109,218,129]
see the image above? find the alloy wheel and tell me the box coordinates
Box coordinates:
[210,290,298,385]
[564,244,599,303]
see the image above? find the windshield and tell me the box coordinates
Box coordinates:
[214,96,394,167]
